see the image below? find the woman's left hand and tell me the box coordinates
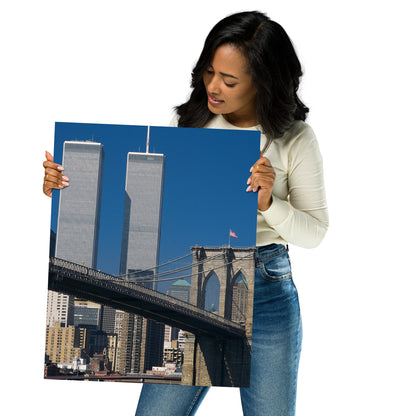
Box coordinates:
[246,153,276,211]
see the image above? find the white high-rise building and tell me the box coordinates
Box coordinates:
[46,291,74,327]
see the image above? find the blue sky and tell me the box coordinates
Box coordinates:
[51,122,260,293]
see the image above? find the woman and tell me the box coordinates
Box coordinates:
[43,11,328,416]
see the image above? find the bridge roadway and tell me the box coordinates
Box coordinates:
[48,257,246,339]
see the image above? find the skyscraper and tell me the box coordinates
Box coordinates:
[119,152,165,288]
[47,141,104,328]
[55,141,104,268]
[118,150,165,373]
[167,279,191,303]
[231,276,248,324]
[165,279,191,345]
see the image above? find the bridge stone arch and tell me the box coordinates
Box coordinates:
[182,246,256,386]
[202,270,220,313]
[189,246,256,336]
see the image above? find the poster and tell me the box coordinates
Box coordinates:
[44,122,260,387]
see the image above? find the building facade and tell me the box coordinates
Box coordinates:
[119,152,165,285]
[117,151,166,374]
[46,141,104,329]
[45,323,88,364]
[164,279,191,364]
[55,141,104,268]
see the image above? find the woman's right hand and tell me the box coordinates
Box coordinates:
[43,151,69,197]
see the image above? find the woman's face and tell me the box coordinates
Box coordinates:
[203,44,257,127]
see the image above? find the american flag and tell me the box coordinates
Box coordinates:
[229,230,238,239]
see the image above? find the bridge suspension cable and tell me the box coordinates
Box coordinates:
[117,252,193,279]
[132,252,254,284]
[131,253,224,280]
[118,251,226,281]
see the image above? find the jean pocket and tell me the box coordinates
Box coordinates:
[258,249,292,282]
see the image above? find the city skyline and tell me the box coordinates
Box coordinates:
[46,121,260,386]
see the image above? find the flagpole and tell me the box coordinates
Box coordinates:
[228,229,231,247]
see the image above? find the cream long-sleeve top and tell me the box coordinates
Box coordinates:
[170,114,329,249]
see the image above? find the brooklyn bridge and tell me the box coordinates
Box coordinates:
[48,245,256,387]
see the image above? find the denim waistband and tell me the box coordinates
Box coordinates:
[255,243,288,261]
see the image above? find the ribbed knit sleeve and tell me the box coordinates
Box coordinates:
[258,125,329,248]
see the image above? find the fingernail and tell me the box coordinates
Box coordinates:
[246,185,251,192]
[62,181,69,186]
[246,177,251,185]
[250,167,253,172]
[57,166,64,171]
[62,176,69,181]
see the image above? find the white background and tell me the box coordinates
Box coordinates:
[1,1,415,414]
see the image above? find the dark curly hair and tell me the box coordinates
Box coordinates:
[175,11,309,145]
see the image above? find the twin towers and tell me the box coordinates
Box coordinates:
[54,139,165,284]
[48,137,165,373]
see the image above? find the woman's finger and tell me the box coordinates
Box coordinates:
[43,151,68,196]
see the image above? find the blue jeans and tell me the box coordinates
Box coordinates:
[135,244,302,415]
